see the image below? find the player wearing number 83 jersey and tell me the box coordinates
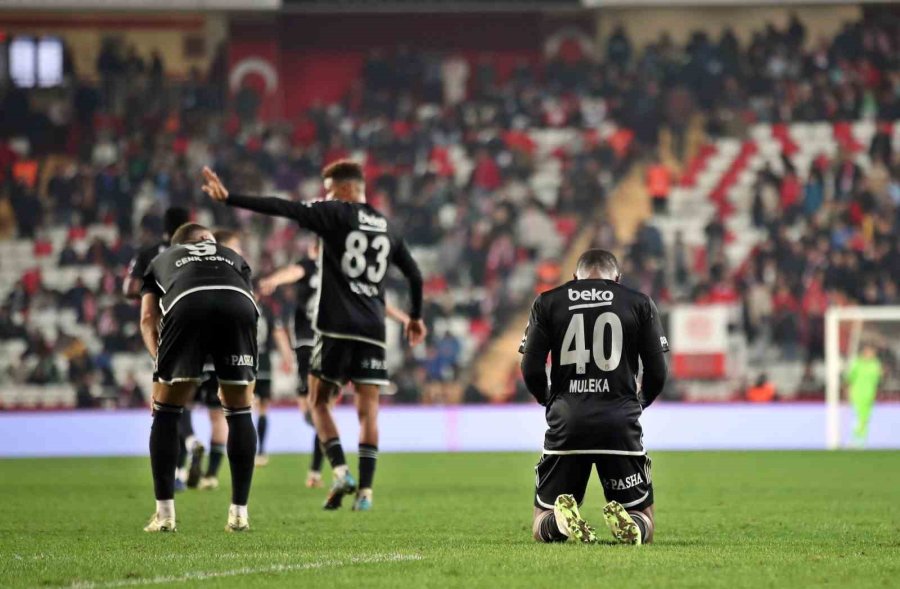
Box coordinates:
[220,187,420,349]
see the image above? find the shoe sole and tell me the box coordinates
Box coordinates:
[323,480,357,510]
[602,501,642,545]
[554,494,597,544]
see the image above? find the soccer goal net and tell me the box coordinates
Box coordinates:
[825,306,900,449]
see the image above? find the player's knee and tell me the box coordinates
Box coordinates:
[219,384,254,408]
[532,518,545,542]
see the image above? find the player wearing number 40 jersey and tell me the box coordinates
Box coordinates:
[201,160,427,512]
[520,249,669,546]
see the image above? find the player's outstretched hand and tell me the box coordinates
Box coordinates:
[258,277,277,296]
[405,318,427,347]
[201,166,229,202]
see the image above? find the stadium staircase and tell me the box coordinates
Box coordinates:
[651,119,897,396]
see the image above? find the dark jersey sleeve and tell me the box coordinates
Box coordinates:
[128,246,156,279]
[637,295,669,358]
[519,295,551,405]
[391,236,423,319]
[637,295,669,409]
[140,262,162,297]
[226,194,342,236]
[519,296,552,356]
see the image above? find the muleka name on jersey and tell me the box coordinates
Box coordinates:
[568,378,610,394]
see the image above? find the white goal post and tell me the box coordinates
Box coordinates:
[825,306,900,450]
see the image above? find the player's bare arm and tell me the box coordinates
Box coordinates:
[259,264,306,296]
[139,293,161,359]
[273,325,295,374]
[387,304,428,346]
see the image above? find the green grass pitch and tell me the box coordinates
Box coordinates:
[2,451,898,588]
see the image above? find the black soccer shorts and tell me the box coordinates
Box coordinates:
[295,346,312,396]
[310,334,389,387]
[156,291,258,386]
[534,453,654,512]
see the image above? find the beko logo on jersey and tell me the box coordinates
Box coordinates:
[602,472,644,491]
[568,289,614,302]
[358,210,387,232]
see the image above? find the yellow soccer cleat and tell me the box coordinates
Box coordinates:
[602,501,642,545]
[553,494,597,544]
[197,476,219,490]
[143,512,176,533]
[225,507,250,533]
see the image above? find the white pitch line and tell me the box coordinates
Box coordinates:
[65,553,423,588]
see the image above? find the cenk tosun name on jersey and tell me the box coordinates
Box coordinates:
[175,254,235,268]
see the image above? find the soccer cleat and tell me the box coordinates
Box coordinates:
[323,471,357,510]
[602,501,642,545]
[198,476,219,490]
[143,512,176,533]
[553,494,597,544]
[352,495,372,511]
[225,507,250,533]
[174,478,187,493]
[254,454,269,467]
[305,472,324,489]
[186,442,205,488]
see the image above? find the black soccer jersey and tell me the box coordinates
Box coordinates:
[293,258,319,348]
[226,195,423,347]
[128,241,167,280]
[141,240,256,316]
[520,279,669,453]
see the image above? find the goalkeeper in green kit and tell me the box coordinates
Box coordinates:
[845,345,883,448]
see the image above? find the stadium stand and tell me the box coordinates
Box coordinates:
[0,12,897,407]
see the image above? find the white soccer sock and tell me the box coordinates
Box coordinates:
[157,499,175,520]
[230,504,248,518]
[358,488,373,500]
[175,467,187,482]
[333,464,349,478]
[185,435,198,451]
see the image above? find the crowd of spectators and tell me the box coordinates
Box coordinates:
[1,12,898,405]
[0,30,633,406]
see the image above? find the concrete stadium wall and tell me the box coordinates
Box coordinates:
[1,403,898,458]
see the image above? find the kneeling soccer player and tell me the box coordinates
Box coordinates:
[139,222,259,532]
[520,249,669,545]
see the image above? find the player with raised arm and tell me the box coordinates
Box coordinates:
[260,247,414,488]
[202,160,426,511]
[520,249,669,545]
[140,223,259,532]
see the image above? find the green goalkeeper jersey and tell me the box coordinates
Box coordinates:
[846,356,883,399]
